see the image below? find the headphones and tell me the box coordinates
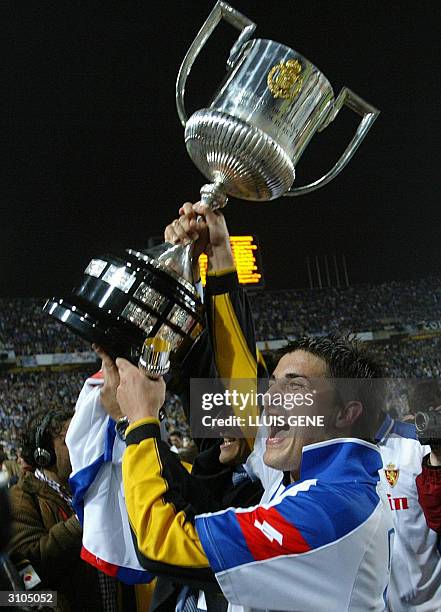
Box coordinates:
[33,411,58,468]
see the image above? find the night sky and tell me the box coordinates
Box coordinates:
[2,1,439,297]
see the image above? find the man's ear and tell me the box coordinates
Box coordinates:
[335,401,363,429]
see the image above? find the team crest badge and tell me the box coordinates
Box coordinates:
[385,463,399,487]
[267,58,303,100]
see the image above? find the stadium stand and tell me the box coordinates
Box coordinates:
[1,277,440,354]
[0,276,440,455]
[0,368,189,455]
[0,298,89,355]
[249,276,441,340]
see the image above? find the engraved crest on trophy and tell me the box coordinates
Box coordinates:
[267,59,303,100]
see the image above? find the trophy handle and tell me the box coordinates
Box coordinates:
[176,1,256,127]
[286,88,380,196]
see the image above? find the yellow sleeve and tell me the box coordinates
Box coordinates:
[206,269,261,448]
[207,268,257,380]
[122,418,209,569]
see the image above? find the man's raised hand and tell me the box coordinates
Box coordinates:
[164,201,209,260]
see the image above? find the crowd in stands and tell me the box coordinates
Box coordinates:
[0,277,440,456]
[372,336,441,378]
[0,368,189,456]
[0,369,93,453]
[0,298,88,355]
[163,392,191,436]
[250,276,441,340]
[0,334,440,457]
[1,277,440,355]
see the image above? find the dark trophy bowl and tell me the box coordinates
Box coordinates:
[42,249,204,365]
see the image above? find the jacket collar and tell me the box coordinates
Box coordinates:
[299,438,382,485]
[20,471,71,506]
[375,412,418,443]
[374,413,394,443]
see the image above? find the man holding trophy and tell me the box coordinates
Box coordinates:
[114,201,392,612]
[44,2,441,611]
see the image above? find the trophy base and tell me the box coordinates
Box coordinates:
[185,109,295,201]
[43,248,205,367]
[43,298,137,363]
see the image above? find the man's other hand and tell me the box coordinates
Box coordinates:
[116,358,166,423]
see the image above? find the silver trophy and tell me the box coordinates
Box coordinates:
[177,1,379,208]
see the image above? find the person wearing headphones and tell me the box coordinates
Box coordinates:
[7,409,104,612]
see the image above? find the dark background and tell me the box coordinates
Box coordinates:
[2,1,439,296]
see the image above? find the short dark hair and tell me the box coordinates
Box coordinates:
[20,409,73,468]
[276,335,385,442]
[277,335,384,379]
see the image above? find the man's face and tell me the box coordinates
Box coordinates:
[53,420,72,484]
[263,350,337,478]
[219,436,249,466]
[169,435,182,449]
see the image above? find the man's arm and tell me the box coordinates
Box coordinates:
[416,451,441,534]
[166,203,266,450]
[193,202,262,383]
[116,358,211,576]
[166,201,264,381]
[118,361,341,579]
[121,408,378,611]
[122,418,209,571]
[116,360,224,584]
[122,417,328,558]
